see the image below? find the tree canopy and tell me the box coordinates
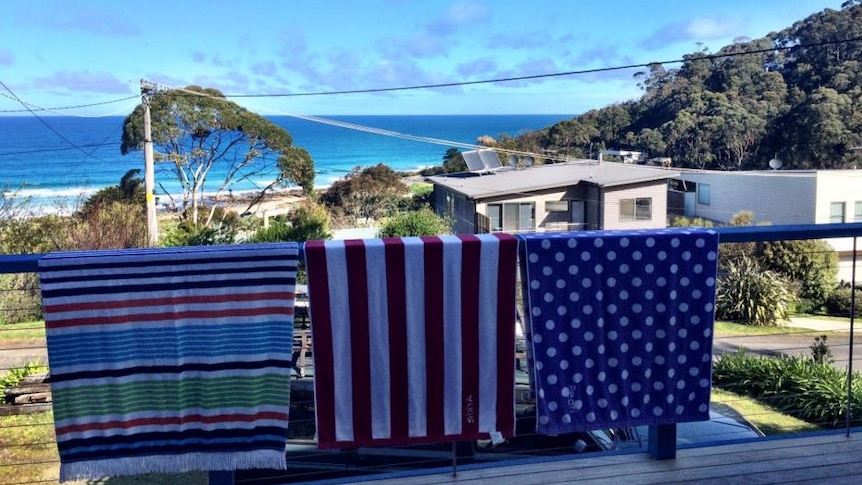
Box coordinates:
[319,164,409,223]
[121,86,315,227]
[515,3,862,171]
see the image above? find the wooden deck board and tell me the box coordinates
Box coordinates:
[341,432,862,485]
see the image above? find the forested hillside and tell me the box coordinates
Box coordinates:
[524,2,862,170]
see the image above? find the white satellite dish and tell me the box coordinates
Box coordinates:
[523,156,534,167]
[768,157,783,170]
[507,155,518,167]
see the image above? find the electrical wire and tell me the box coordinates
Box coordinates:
[138,35,862,174]
[171,36,862,99]
[166,84,588,164]
[0,93,139,114]
[0,80,112,164]
[0,143,119,158]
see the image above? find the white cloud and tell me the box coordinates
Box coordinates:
[642,16,741,50]
[29,70,131,94]
[426,1,489,36]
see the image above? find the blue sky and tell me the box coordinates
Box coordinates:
[0,0,846,116]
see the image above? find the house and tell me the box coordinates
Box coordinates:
[672,169,862,282]
[426,161,680,234]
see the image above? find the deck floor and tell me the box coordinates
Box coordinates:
[343,431,862,484]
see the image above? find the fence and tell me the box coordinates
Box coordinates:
[0,223,860,484]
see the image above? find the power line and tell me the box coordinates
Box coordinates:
[167,84,581,163]
[0,79,112,163]
[185,36,862,99]
[0,143,113,157]
[0,93,139,114]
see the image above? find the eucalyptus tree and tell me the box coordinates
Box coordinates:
[121,85,315,227]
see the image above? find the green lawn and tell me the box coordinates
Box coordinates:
[0,411,58,485]
[0,321,45,343]
[714,320,813,337]
[712,388,820,436]
[0,411,206,485]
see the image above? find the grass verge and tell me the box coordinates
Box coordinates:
[0,411,206,485]
[0,411,57,485]
[0,321,46,345]
[714,321,814,337]
[712,387,820,436]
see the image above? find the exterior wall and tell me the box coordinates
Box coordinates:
[675,172,817,224]
[433,186,475,234]
[813,171,862,224]
[675,170,862,283]
[601,180,670,230]
[814,171,862,283]
[476,187,569,233]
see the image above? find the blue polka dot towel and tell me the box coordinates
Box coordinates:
[517,228,719,435]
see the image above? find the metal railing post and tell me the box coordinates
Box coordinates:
[847,236,858,437]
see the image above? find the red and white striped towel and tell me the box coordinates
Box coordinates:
[305,234,517,449]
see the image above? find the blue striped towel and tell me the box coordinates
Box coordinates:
[39,243,298,481]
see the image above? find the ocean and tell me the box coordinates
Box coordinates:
[0,114,572,210]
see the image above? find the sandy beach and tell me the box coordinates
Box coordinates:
[222,174,427,219]
[223,190,310,218]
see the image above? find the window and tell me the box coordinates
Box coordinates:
[697,183,711,205]
[487,204,502,231]
[487,202,535,232]
[620,197,652,221]
[856,201,862,222]
[545,200,568,212]
[830,202,846,223]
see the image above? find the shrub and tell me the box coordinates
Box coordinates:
[669,216,714,228]
[0,274,42,324]
[80,169,145,217]
[1,359,48,394]
[824,287,862,317]
[378,208,451,237]
[248,202,331,243]
[810,335,834,365]
[63,201,148,250]
[758,239,838,309]
[161,224,236,246]
[320,164,409,223]
[162,206,241,246]
[714,348,862,428]
[716,255,795,326]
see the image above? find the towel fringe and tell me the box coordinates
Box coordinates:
[59,450,288,482]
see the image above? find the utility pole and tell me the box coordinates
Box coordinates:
[141,79,159,245]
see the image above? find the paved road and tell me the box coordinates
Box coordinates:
[0,338,47,377]
[714,318,862,372]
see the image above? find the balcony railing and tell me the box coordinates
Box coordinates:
[1,223,860,484]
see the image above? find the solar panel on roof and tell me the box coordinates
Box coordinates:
[462,150,486,172]
[478,149,502,170]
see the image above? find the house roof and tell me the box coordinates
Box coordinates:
[426,161,680,200]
